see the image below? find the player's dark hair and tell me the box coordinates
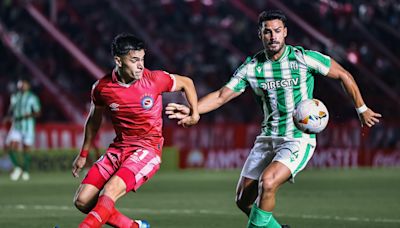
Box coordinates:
[111,33,146,56]
[258,10,287,28]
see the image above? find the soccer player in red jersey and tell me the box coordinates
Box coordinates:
[71,33,200,228]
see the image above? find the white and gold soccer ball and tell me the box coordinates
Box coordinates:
[293,99,329,134]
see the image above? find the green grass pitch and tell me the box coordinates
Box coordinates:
[1,168,399,228]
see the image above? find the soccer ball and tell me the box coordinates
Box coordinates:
[293,99,329,134]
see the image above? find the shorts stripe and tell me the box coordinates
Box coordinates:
[293,143,311,175]
[135,156,160,183]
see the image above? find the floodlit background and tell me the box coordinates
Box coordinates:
[0,1,399,227]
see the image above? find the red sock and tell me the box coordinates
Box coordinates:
[106,208,134,228]
[79,195,115,228]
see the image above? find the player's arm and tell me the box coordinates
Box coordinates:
[166,86,242,120]
[326,59,382,127]
[72,103,104,177]
[171,74,200,126]
[198,86,242,114]
[2,100,13,124]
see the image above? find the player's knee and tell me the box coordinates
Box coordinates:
[73,197,91,214]
[260,177,277,194]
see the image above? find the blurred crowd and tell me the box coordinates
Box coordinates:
[1,0,399,124]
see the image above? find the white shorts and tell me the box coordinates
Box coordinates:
[5,128,35,146]
[240,136,316,182]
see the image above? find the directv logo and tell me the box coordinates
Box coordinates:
[260,78,299,90]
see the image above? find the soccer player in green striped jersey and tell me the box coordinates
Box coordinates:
[166,10,381,228]
[5,79,41,181]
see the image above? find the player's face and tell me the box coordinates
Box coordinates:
[117,49,145,81]
[259,19,287,56]
[17,80,29,91]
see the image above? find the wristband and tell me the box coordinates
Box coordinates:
[356,104,368,114]
[79,149,89,158]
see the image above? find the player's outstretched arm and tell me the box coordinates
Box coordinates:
[165,86,242,120]
[72,103,104,177]
[172,75,200,127]
[327,59,382,127]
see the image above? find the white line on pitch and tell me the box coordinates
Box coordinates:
[1,204,400,224]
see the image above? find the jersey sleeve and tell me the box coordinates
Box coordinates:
[153,70,176,93]
[304,50,331,76]
[91,80,105,106]
[225,58,250,93]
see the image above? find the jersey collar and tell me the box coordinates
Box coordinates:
[264,45,289,62]
[112,69,136,88]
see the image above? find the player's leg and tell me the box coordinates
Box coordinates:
[74,162,109,213]
[247,139,316,228]
[105,168,151,228]
[80,148,159,228]
[7,141,19,166]
[21,145,32,181]
[247,161,291,228]
[235,176,258,216]
[104,149,161,228]
[237,136,275,217]
[21,128,38,180]
[6,129,23,180]
[79,172,132,228]
[74,184,102,214]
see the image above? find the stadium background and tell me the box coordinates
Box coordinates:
[0,0,399,227]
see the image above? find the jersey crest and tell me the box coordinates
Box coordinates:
[141,95,154,110]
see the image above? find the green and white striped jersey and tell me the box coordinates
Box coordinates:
[226,45,331,138]
[9,91,41,133]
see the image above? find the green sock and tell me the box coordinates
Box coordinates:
[8,150,20,167]
[247,204,281,228]
[23,153,31,172]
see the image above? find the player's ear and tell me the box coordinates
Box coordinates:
[258,29,262,39]
[114,56,122,67]
[284,26,287,38]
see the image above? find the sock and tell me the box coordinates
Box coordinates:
[247,204,281,228]
[106,208,134,228]
[79,195,115,228]
[8,150,19,166]
[23,153,31,172]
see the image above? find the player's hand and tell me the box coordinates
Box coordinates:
[359,109,382,127]
[72,155,87,178]
[178,113,200,127]
[165,103,190,120]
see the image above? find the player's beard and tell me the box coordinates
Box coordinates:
[265,41,283,56]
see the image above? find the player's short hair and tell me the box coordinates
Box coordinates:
[111,33,146,56]
[17,77,30,84]
[258,10,287,28]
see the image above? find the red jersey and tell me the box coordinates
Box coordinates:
[92,68,176,154]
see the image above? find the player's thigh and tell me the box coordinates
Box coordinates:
[102,175,129,201]
[260,161,292,189]
[236,176,258,204]
[272,138,316,182]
